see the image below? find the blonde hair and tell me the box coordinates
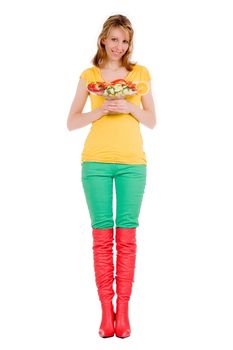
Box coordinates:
[92,14,136,71]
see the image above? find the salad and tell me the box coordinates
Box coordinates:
[87,78,138,99]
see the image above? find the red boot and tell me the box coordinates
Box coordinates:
[92,228,115,338]
[115,227,137,338]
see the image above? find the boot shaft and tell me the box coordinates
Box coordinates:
[115,227,137,303]
[92,228,115,303]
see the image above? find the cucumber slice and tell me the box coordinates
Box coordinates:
[123,87,130,94]
[114,85,123,92]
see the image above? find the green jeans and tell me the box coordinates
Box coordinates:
[81,162,147,229]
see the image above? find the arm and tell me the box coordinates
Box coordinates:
[67,78,105,131]
[129,83,156,129]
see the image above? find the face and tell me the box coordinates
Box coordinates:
[102,26,130,62]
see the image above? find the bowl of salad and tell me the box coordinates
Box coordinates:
[87,79,138,99]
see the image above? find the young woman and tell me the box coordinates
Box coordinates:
[67,14,156,338]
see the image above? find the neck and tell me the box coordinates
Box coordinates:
[103,59,122,70]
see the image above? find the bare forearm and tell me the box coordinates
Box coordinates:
[67,108,102,131]
[129,103,156,129]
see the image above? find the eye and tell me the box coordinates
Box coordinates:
[123,40,129,44]
[111,38,117,41]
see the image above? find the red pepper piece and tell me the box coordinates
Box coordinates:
[111,78,127,85]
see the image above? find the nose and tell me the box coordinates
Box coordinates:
[116,42,123,51]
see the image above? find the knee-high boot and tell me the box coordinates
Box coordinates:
[92,228,115,338]
[115,227,137,338]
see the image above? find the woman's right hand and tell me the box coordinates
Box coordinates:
[98,100,111,116]
[91,101,113,123]
[98,99,122,117]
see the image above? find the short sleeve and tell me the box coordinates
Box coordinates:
[141,66,151,81]
[79,68,90,83]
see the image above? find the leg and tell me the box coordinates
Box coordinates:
[114,164,147,337]
[92,227,115,338]
[81,162,115,337]
[115,164,147,229]
[81,161,114,229]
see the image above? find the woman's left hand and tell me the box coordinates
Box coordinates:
[106,99,132,114]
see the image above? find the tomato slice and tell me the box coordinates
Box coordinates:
[127,82,137,90]
[87,82,105,92]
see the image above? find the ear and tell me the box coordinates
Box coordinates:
[102,38,106,45]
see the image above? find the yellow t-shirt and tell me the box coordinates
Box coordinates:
[79,64,151,165]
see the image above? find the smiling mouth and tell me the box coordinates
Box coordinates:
[111,50,122,55]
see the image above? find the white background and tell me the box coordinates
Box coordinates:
[0,0,233,349]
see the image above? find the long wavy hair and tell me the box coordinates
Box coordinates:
[92,14,136,71]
